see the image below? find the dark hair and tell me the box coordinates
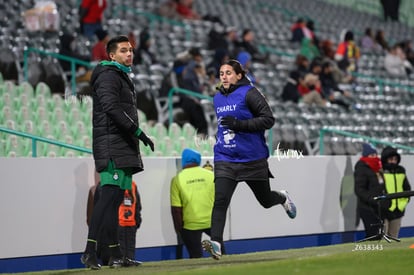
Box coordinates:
[106,35,130,56]
[344,31,354,42]
[221,59,246,77]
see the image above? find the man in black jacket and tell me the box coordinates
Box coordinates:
[81,35,154,270]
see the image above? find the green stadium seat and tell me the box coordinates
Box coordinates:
[54,120,71,139]
[21,120,35,134]
[37,120,54,136]
[2,106,14,122]
[168,122,182,139]
[150,122,168,138]
[17,81,34,97]
[35,82,52,97]
[182,123,196,137]
[3,81,17,94]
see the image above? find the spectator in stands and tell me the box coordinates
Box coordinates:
[154,0,181,19]
[380,0,401,22]
[397,40,414,66]
[380,146,411,239]
[202,59,296,260]
[208,25,238,59]
[299,73,326,107]
[176,0,201,20]
[300,37,320,61]
[384,44,412,77]
[236,51,257,85]
[294,54,310,76]
[236,29,267,63]
[335,30,360,74]
[354,143,386,240]
[133,28,158,66]
[360,28,380,51]
[375,29,390,51]
[290,18,314,43]
[281,70,302,103]
[179,48,209,136]
[320,61,354,109]
[59,33,92,82]
[91,28,109,61]
[79,0,107,40]
[207,48,229,79]
[81,35,154,270]
[170,148,215,258]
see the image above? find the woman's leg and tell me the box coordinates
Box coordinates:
[245,179,285,208]
[210,177,238,244]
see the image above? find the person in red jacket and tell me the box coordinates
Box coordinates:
[91,28,109,61]
[79,0,107,40]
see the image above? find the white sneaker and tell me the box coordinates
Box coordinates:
[280,190,297,219]
[202,240,222,260]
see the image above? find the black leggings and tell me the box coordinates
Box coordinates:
[88,185,124,246]
[210,177,285,243]
[181,228,211,258]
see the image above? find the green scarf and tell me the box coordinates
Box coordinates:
[100,60,132,73]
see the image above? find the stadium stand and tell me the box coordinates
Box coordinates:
[1,0,414,157]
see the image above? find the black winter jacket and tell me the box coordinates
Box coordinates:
[91,63,143,173]
[354,160,389,212]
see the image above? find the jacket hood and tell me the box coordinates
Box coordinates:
[218,76,252,95]
[381,146,401,165]
[181,148,201,168]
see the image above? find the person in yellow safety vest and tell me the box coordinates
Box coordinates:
[170,148,215,258]
[381,146,411,238]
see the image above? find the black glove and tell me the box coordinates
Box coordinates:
[220,116,243,130]
[138,131,155,152]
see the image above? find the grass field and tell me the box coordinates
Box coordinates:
[10,238,414,275]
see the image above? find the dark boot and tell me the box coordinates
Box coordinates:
[81,252,101,270]
[108,244,123,268]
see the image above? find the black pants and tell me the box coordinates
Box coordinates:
[181,228,211,258]
[359,207,381,239]
[119,226,137,259]
[380,0,400,21]
[210,177,285,244]
[87,185,124,251]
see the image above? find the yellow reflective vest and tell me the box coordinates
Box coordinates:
[383,173,409,212]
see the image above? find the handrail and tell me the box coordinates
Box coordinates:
[166,87,274,154]
[23,47,94,96]
[0,126,92,157]
[112,6,192,41]
[319,127,414,155]
[167,87,212,126]
[351,72,414,94]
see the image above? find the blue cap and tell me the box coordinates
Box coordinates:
[237,51,251,67]
[181,148,201,168]
[362,143,377,157]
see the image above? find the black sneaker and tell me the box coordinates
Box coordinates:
[80,253,101,270]
[108,257,123,268]
[122,257,143,267]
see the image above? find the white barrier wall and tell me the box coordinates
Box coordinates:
[1,155,414,259]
